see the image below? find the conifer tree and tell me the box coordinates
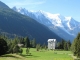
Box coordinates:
[64,41,68,50]
[67,40,71,50]
[71,33,80,57]
[24,37,30,48]
[0,38,8,56]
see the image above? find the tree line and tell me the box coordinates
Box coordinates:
[0,34,71,56]
[0,35,35,55]
[56,39,71,51]
[57,33,80,58]
[0,35,47,56]
[71,33,80,58]
[1,33,80,58]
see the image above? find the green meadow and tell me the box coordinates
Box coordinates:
[0,48,73,60]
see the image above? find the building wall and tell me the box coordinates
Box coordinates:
[48,39,56,50]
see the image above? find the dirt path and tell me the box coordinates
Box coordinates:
[10,54,27,60]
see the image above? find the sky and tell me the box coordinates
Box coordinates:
[0,0,80,22]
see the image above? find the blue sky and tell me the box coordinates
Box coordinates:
[1,0,80,22]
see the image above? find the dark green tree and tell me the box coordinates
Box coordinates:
[61,39,65,49]
[24,37,30,48]
[57,39,65,49]
[0,38,8,56]
[67,40,71,50]
[19,37,25,44]
[7,40,13,53]
[71,33,80,57]
[7,37,20,53]
[71,38,76,55]
[13,36,19,45]
[64,41,68,50]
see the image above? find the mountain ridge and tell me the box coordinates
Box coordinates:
[12,7,80,41]
[0,1,9,8]
[0,1,62,44]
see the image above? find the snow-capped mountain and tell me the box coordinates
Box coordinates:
[12,7,80,41]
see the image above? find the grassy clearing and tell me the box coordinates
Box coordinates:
[22,48,73,60]
[0,48,73,60]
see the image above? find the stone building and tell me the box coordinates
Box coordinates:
[48,39,56,50]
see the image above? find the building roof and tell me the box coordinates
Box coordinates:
[48,39,56,42]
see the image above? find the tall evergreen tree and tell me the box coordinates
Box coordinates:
[60,39,65,49]
[24,37,30,48]
[64,41,68,50]
[67,40,71,50]
[19,37,24,44]
[7,40,13,53]
[0,38,8,56]
[71,33,80,57]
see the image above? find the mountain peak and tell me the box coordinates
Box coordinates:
[65,17,72,21]
[0,6,61,43]
[12,6,17,11]
[12,7,80,41]
[38,10,43,12]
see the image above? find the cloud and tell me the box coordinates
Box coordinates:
[7,0,46,7]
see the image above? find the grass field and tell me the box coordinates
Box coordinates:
[0,48,74,60]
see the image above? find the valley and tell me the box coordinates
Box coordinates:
[0,0,80,60]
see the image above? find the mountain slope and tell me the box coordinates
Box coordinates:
[12,7,80,41]
[0,2,62,44]
[0,1,9,8]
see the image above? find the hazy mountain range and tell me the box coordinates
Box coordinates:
[12,7,80,41]
[0,1,61,44]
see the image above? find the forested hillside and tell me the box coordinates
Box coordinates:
[0,1,61,44]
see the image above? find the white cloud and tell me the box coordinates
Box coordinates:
[6,0,46,8]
